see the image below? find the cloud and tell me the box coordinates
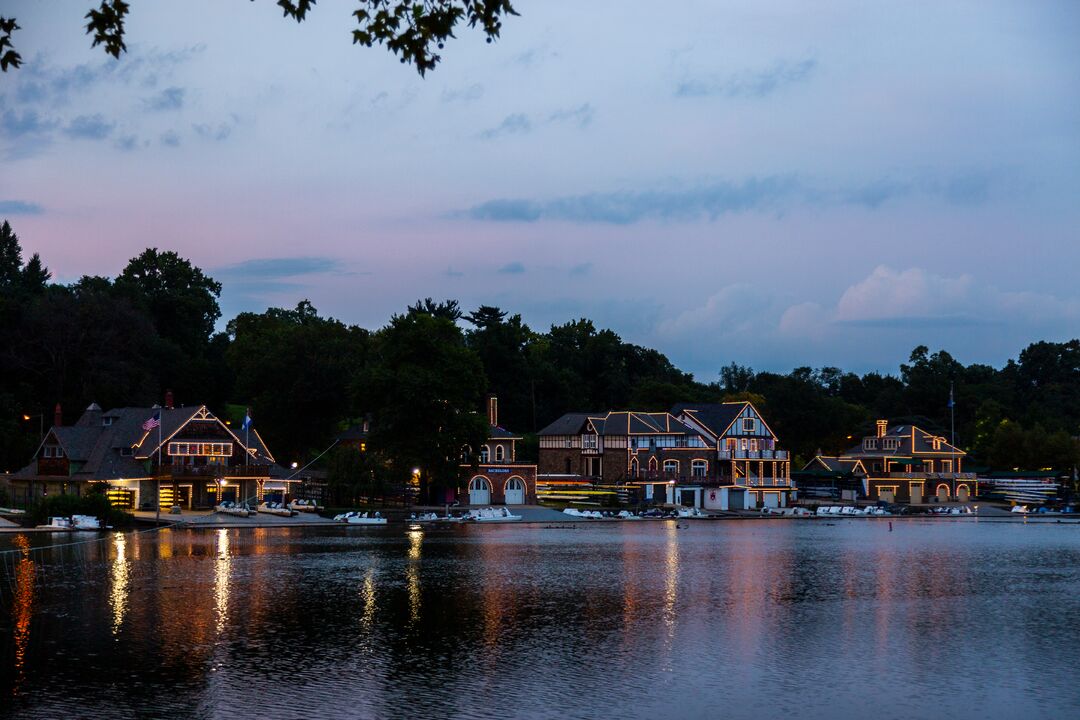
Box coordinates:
[144,86,185,111]
[441,83,484,103]
[216,257,345,280]
[114,134,139,151]
[160,130,181,147]
[64,114,114,140]
[548,103,594,128]
[478,113,532,140]
[676,57,817,98]
[776,266,1080,337]
[497,261,526,274]
[569,262,592,277]
[0,200,44,216]
[444,267,465,278]
[1,109,57,138]
[463,171,996,224]
[193,121,233,141]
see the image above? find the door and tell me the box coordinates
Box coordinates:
[469,476,491,505]
[504,477,525,505]
[879,488,895,503]
[957,485,970,502]
[937,484,950,502]
[910,483,923,504]
[763,492,781,508]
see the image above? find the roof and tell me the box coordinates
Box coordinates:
[537,413,600,436]
[843,422,966,459]
[488,425,520,440]
[12,403,276,481]
[672,403,746,438]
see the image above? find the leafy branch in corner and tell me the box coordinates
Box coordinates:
[0,1,518,75]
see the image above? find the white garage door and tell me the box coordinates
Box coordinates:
[505,477,525,505]
[763,492,781,508]
[469,476,491,505]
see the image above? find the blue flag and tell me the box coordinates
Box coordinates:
[242,410,253,432]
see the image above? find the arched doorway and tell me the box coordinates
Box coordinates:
[504,476,526,505]
[629,457,639,478]
[936,484,950,502]
[469,476,491,505]
[956,484,970,502]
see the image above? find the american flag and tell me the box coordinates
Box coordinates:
[142,412,160,431]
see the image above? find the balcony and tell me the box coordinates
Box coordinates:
[162,464,270,478]
[718,449,789,461]
[881,471,977,481]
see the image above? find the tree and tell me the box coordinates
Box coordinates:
[357,309,489,503]
[0,1,519,75]
[227,300,369,463]
[114,248,222,352]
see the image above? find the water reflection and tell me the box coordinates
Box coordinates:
[214,528,231,634]
[2,522,1079,720]
[10,535,34,697]
[109,533,129,636]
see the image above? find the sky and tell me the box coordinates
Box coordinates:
[1,1,1078,380]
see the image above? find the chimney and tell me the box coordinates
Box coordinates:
[165,390,174,410]
[876,419,888,438]
[54,402,62,427]
[487,394,498,427]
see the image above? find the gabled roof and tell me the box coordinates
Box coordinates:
[488,425,520,440]
[844,423,965,458]
[13,403,276,480]
[537,413,601,436]
[803,455,866,476]
[672,403,744,438]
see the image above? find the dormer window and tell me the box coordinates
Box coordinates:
[102,417,114,427]
[120,447,134,457]
[932,437,942,450]
[883,438,899,451]
[864,438,878,451]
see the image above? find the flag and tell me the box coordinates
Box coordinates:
[947,382,955,409]
[142,411,160,431]
[242,409,253,432]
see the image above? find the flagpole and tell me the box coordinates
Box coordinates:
[156,411,162,524]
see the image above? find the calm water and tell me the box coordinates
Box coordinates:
[2,519,1079,720]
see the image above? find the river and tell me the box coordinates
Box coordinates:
[2,519,1079,719]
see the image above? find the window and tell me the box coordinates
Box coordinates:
[740,438,748,450]
[749,439,758,452]
[742,418,756,432]
[864,438,878,450]
[168,442,233,457]
[883,438,899,451]
[120,447,134,457]
[582,434,598,449]
[495,445,505,461]
[663,460,679,474]
[479,446,490,463]
[102,417,114,426]
[691,460,708,477]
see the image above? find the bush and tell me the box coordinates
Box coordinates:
[29,492,134,528]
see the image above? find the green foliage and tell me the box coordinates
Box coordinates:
[357,309,489,502]
[227,300,369,463]
[2,1,517,75]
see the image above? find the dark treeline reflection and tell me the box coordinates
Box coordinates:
[2,522,1080,719]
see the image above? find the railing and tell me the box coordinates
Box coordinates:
[881,471,976,480]
[626,471,792,487]
[162,464,270,478]
[718,449,789,460]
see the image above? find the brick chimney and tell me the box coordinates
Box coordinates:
[487,394,498,427]
[876,419,888,438]
[54,402,62,427]
[165,390,174,410]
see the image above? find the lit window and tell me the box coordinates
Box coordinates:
[480,446,489,463]
[691,460,708,477]
[495,445,505,461]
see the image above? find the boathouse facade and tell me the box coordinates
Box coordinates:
[8,397,290,510]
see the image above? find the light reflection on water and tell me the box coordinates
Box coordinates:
[1,521,1080,720]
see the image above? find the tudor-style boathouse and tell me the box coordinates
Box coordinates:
[9,395,291,510]
[537,402,794,510]
[804,419,976,504]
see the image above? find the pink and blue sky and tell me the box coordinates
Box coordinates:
[1,1,1078,378]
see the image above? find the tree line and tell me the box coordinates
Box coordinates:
[2,220,1078,498]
